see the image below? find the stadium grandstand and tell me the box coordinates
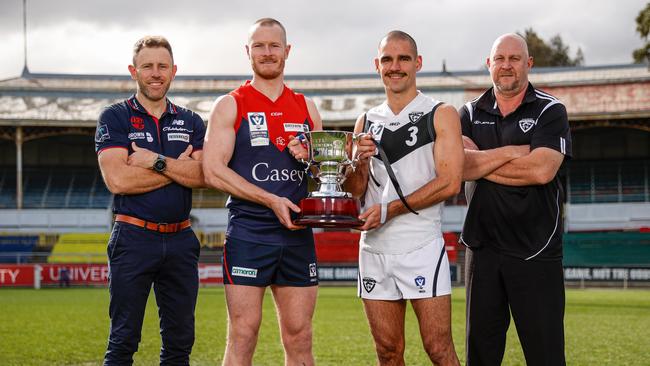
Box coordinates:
[1,63,649,286]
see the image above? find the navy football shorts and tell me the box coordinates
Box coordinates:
[222,237,318,286]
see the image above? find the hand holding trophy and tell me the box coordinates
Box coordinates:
[292,130,364,228]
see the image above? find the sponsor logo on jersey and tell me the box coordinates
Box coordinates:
[519,118,536,133]
[408,111,424,123]
[163,126,193,133]
[309,263,317,278]
[130,116,144,130]
[283,123,305,132]
[270,111,283,117]
[414,275,426,293]
[389,121,400,126]
[146,132,154,143]
[168,133,190,142]
[95,124,109,143]
[128,132,145,140]
[172,119,184,126]
[362,277,376,293]
[231,266,258,278]
[248,112,269,146]
[474,120,495,125]
[251,162,305,184]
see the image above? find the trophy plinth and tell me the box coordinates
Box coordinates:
[294,197,363,228]
[293,130,364,228]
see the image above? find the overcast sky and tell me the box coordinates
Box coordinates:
[0,0,647,80]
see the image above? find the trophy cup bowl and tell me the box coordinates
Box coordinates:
[293,130,364,228]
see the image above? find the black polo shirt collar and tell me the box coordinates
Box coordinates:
[475,83,538,116]
[126,94,179,116]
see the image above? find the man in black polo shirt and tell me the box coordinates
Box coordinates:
[460,33,572,366]
[95,36,206,365]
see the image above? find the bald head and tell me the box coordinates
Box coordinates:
[379,30,418,58]
[490,33,529,59]
[248,18,287,45]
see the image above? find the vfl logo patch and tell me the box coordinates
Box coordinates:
[247,112,269,146]
[415,275,426,293]
[231,266,258,278]
[519,118,536,133]
[362,277,376,293]
[249,113,266,128]
[408,112,424,123]
[95,124,109,143]
[130,116,144,130]
[309,263,317,278]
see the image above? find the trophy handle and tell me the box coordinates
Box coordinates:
[297,132,321,184]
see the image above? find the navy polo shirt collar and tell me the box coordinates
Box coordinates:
[476,82,537,116]
[126,94,178,116]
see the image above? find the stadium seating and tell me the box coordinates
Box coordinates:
[563,232,650,266]
[0,169,17,208]
[0,235,38,263]
[47,233,109,264]
[566,159,649,204]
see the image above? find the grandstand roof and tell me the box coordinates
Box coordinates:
[0,64,648,127]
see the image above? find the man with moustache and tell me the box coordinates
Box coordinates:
[95,36,206,365]
[202,18,322,366]
[344,31,463,366]
[460,33,572,365]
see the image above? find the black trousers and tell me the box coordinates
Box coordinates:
[465,247,565,366]
[103,222,200,366]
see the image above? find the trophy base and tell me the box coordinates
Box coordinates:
[294,197,364,228]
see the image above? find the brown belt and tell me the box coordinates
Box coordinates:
[115,214,191,233]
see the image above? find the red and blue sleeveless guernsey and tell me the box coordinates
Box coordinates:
[226,81,314,245]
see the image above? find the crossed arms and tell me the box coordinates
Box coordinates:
[98,142,204,195]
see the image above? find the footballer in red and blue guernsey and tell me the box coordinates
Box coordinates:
[95,35,206,366]
[203,18,323,366]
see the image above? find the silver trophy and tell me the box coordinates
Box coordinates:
[294,130,363,227]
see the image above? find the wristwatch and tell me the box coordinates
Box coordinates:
[152,154,167,173]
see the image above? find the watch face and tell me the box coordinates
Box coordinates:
[154,159,166,172]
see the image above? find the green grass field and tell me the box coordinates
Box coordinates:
[1,286,649,365]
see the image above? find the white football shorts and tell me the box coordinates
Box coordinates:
[358,237,451,300]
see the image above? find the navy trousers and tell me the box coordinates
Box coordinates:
[103,222,200,366]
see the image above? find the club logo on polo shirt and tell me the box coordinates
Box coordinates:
[130,116,144,130]
[231,266,258,278]
[362,277,376,293]
[95,124,109,143]
[247,112,269,146]
[408,111,424,124]
[519,118,536,133]
[414,275,426,293]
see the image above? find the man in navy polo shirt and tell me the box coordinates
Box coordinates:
[95,35,206,365]
[460,33,572,365]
